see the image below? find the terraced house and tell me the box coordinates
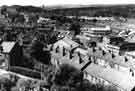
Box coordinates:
[51,36,135,91]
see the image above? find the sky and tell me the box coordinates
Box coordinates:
[0,0,135,6]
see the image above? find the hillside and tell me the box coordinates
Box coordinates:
[50,4,135,18]
[1,5,46,13]
[2,4,135,18]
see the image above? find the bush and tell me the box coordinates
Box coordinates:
[0,77,15,91]
[54,64,83,88]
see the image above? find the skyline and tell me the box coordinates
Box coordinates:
[1,0,135,6]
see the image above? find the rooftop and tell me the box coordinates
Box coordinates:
[74,48,88,55]
[85,64,135,91]
[88,47,133,68]
[1,41,16,53]
[55,37,79,49]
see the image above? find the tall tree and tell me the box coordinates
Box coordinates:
[54,64,83,88]
[29,39,51,64]
[69,22,81,36]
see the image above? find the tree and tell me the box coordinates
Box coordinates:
[16,79,30,88]
[54,64,83,88]
[80,79,93,91]
[3,31,12,41]
[13,79,41,91]
[29,39,51,64]
[47,31,59,44]
[11,87,19,91]
[69,22,81,36]
[14,14,25,23]
[30,39,44,58]
[1,7,7,15]
[0,77,15,91]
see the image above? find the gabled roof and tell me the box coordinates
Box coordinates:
[54,37,79,50]
[1,41,16,53]
[63,37,79,48]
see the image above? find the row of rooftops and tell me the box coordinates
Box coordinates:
[88,47,135,69]
[55,34,135,57]
[66,16,115,21]
[54,37,133,68]
[52,35,135,91]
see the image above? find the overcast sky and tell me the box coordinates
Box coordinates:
[0,0,135,6]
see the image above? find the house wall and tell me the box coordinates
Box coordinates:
[10,43,23,67]
[1,54,9,70]
[84,73,124,91]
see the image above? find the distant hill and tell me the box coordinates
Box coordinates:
[1,5,45,13]
[2,4,135,18]
[49,4,135,18]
